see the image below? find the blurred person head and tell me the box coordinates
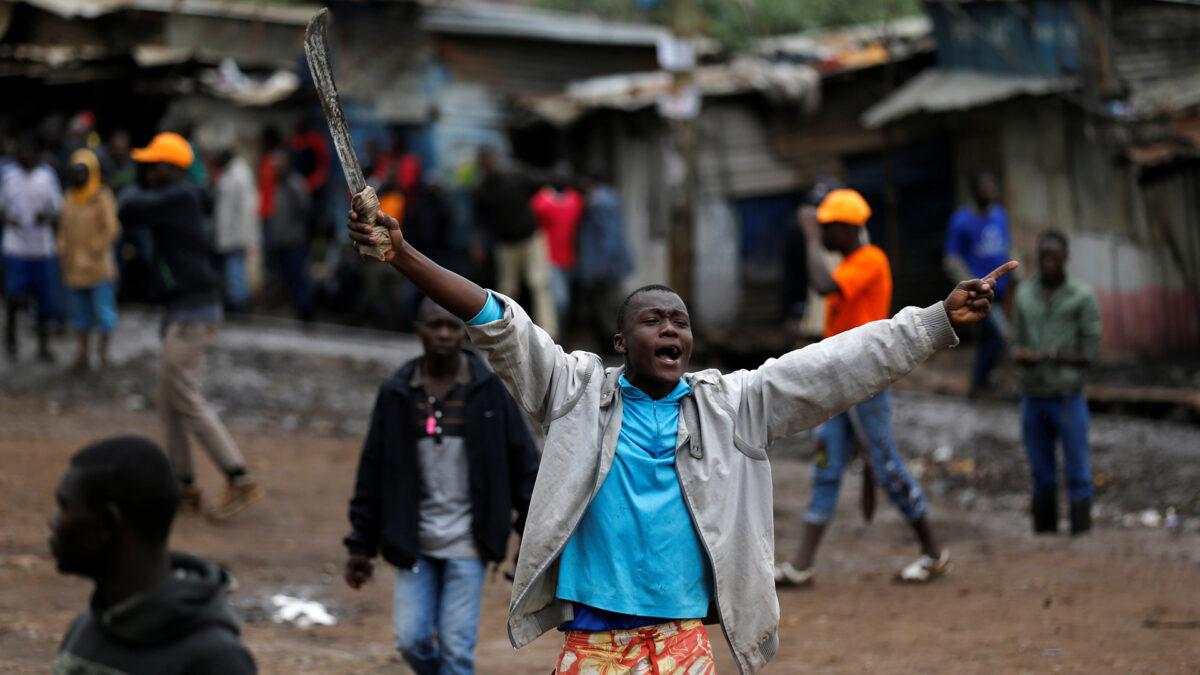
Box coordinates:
[16,135,39,170]
[1037,230,1068,286]
[816,188,871,254]
[269,149,295,181]
[213,149,235,171]
[49,436,180,579]
[415,298,465,362]
[614,284,692,399]
[971,171,999,210]
[108,130,131,161]
[582,166,608,193]
[67,111,96,143]
[260,126,283,154]
[132,132,193,188]
[67,148,101,203]
[549,160,572,191]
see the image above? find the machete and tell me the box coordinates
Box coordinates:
[304,8,391,261]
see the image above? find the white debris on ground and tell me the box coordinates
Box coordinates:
[270,595,337,628]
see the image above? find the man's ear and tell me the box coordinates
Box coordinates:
[99,503,122,541]
[613,332,626,355]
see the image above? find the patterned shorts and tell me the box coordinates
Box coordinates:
[556,618,716,675]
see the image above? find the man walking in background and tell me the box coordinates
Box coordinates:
[118,131,262,520]
[1,136,63,363]
[50,436,256,674]
[211,149,259,311]
[57,148,120,370]
[778,188,949,588]
[944,171,1017,396]
[577,169,633,352]
[472,147,557,338]
[529,165,584,335]
[344,298,539,675]
[1011,231,1102,535]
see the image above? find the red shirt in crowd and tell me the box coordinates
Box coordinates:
[529,187,584,269]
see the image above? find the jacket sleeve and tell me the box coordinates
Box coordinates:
[98,190,121,250]
[464,293,598,426]
[117,185,175,229]
[1079,288,1102,362]
[501,383,541,536]
[727,302,958,449]
[343,389,387,558]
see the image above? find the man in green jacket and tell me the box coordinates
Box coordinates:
[1011,230,1102,535]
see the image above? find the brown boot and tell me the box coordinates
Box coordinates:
[179,484,203,515]
[206,477,264,521]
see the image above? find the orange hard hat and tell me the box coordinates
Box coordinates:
[131,132,195,169]
[816,189,872,227]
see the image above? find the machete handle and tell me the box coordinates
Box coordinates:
[351,186,392,261]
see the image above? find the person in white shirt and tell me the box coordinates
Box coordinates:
[2,137,64,362]
[211,150,260,310]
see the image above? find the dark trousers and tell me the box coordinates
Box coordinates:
[273,245,312,316]
[1021,393,1094,502]
[971,312,1005,390]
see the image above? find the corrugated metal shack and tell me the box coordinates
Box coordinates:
[521,19,936,347]
[863,0,1200,359]
[0,0,313,148]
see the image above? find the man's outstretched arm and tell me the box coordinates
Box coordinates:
[733,262,1020,447]
[347,208,489,321]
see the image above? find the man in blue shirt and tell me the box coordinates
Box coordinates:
[944,172,1018,397]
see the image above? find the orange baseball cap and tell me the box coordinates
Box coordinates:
[131,132,195,169]
[816,188,872,227]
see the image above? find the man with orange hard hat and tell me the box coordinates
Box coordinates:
[776,188,951,587]
[117,132,263,521]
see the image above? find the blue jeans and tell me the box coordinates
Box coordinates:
[805,389,928,526]
[219,251,250,308]
[972,310,1005,390]
[1021,394,1093,501]
[66,282,117,334]
[393,555,486,675]
[3,256,59,323]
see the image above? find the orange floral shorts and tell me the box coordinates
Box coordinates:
[555,618,717,675]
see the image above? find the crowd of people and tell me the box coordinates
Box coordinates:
[11,110,1106,675]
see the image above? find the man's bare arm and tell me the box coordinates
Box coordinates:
[347,209,488,321]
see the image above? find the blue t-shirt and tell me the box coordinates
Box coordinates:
[467,293,713,630]
[556,375,713,627]
[944,204,1012,296]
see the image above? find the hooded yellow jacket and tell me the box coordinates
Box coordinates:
[57,149,121,288]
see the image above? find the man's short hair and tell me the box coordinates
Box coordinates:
[69,437,180,544]
[616,284,681,332]
[1038,229,1069,255]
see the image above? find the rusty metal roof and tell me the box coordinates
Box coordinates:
[524,57,820,126]
[861,67,1077,128]
[16,0,317,24]
[420,1,667,46]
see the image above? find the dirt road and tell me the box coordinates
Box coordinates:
[2,315,1199,673]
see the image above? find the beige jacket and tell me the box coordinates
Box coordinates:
[57,187,120,288]
[466,293,959,673]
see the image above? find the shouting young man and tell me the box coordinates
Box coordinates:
[345,203,1015,673]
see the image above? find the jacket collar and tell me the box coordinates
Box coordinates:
[601,367,716,407]
[408,353,473,390]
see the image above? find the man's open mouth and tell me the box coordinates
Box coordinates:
[655,345,682,365]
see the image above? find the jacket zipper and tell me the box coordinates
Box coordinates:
[675,457,745,675]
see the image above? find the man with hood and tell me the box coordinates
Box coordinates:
[50,435,256,674]
[345,199,1015,673]
[57,148,121,370]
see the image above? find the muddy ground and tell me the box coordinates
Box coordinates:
[2,313,1199,673]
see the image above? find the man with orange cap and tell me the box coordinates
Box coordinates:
[776,188,950,587]
[117,132,263,521]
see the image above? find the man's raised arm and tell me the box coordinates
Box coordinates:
[348,208,488,321]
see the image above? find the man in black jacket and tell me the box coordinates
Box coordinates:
[50,436,256,674]
[343,298,540,675]
[118,132,261,520]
